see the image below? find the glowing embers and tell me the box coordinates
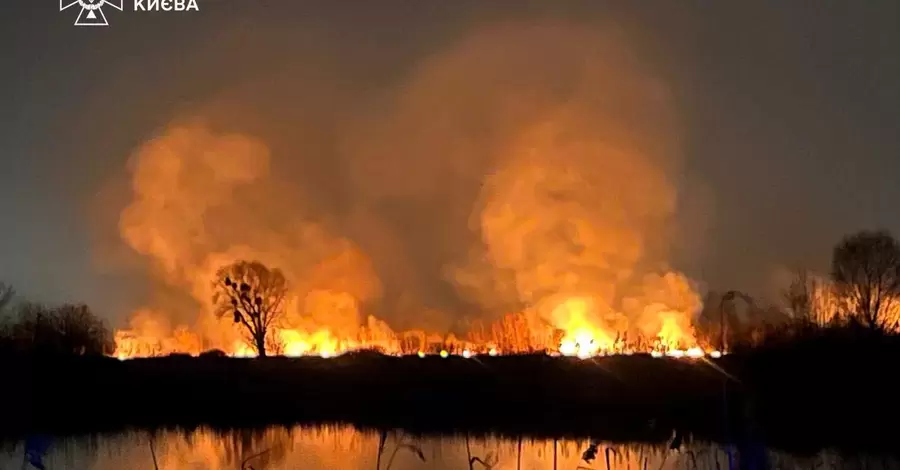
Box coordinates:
[685,347,704,359]
[112,343,727,360]
[559,334,601,359]
[414,348,488,359]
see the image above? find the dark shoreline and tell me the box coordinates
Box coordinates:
[5,342,900,456]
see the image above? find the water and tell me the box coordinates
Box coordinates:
[2,425,896,469]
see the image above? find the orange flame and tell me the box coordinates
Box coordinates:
[113,294,721,360]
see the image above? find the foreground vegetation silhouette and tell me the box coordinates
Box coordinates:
[3,324,900,455]
[3,229,900,455]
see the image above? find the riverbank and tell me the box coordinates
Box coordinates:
[4,332,900,455]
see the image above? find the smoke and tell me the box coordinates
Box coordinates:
[117,123,382,349]
[104,20,704,351]
[440,24,698,340]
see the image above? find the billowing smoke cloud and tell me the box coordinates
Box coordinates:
[117,124,382,350]
[435,25,700,341]
[106,20,704,352]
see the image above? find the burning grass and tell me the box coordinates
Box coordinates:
[113,296,719,362]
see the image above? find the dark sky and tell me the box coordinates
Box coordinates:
[2,1,899,327]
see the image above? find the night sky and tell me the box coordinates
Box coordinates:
[2,1,899,326]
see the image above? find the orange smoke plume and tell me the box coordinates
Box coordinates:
[445,25,702,355]
[115,123,384,356]
[108,21,713,359]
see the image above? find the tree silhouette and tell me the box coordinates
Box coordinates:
[3,302,113,355]
[831,230,900,331]
[212,261,288,358]
[0,282,14,312]
[53,304,115,355]
[782,269,843,326]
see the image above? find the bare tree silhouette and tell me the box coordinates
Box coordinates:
[783,269,815,322]
[831,230,900,331]
[0,282,14,312]
[3,302,113,355]
[53,304,115,355]
[212,261,288,358]
[782,269,844,326]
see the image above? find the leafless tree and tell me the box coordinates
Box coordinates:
[212,261,288,358]
[0,283,14,349]
[782,269,844,326]
[53,304,115,355]
[4,302,113,355]
[0,282,14,312]
[719,290,758,350]
[831,230,900,331]
[783,269,814,321]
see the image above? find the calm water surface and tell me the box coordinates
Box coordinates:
[2,425,896,469]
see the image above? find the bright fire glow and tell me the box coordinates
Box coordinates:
[107,28,721,366]
[113,294,724,361]
[555,298,613,358]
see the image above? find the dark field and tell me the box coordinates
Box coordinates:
[5,331,900,455]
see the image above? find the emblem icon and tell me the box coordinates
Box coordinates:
[60,0,124,27]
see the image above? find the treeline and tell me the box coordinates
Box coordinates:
[0,284,114,357]
[692,229,900,352]
[2,229,900,359]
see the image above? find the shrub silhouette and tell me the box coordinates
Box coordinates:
[1,302,113,356]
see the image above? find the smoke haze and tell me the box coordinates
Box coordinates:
[5,2,900,341]
[107,21,703,347]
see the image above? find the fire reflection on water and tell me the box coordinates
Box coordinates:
[1,426,894,470]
